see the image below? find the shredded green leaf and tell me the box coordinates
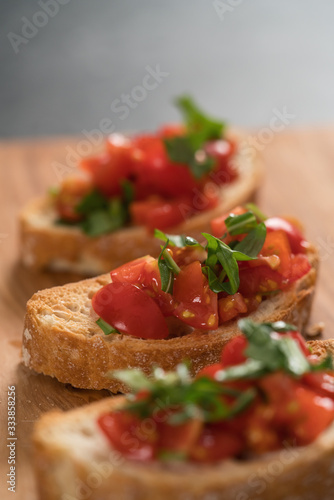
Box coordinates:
[96,318,120,335]
[163,95,227,179]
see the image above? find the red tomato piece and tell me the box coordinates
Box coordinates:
[218,293,248,323]
[110,255,175,316]
[110,256,161,292]
[157,418,202,455]
[205,139,238,184]
[265,217,308,254]
[302,372,334,399]
[97,411,156,461]
[292,386,334,446]
[190,424,243,462]
[56,176,92,222]
[131,134,197,199]
[131,197,194,231]
[288,254,311,283]
[173,261,218,330]
[238,266,283,296]
[197,363,223,380]
[260,230,292,278]
[92,282,169,339]
[80,134,133,197]
[221,335,249,367]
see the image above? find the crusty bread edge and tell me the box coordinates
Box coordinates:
[19,128,264,275]
[22,245,319,393]
[33,336,334,500]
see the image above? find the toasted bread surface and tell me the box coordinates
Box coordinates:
[20,129,264,275]
[22,246,319,393]
[33,338,334,500]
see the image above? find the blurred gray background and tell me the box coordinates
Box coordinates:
[1,0,334,138]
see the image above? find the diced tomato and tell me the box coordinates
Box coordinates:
[302,372,334,399]
[173,261,218,330]
[265,217,308,254]
[130,197,193,231]
[210,206,247,239]
[243,404,282,453]
[288,254,311,283]
[197,363,223,380]
[218,293,248,323]
[110,256,161,292]
[259,372,303,426]
[157,418,202,455]
[243,295,262,313]
[238,266,283,296]
[55,176,92,222]
[80,134,133,197]
[190,424,243,462]
[292,386,334,445]
[110,255,175,316]
[260,230,292,277]
[205,140,238,184]
[221,335,249,367]
[97,410,156,461]
[131,134,197,199]
[92,282,169,339]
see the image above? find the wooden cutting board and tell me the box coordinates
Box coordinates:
[1,130,334,499]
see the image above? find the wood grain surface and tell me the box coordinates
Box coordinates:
[1,130,334,499]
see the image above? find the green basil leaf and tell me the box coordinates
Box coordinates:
[233,222,267,257]
[96,318,119,335]
[261,321,298,333]
[76,189,108,214]
[278,337,311,376]
[158,240,174,293]
[121,179,135,206]
[225,211,258,236]
[245,203,268,222]
[176,95,225,140]
[154,229,200,248]
[203,233,256,295]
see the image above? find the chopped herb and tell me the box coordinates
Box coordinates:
[233,222,267,257]
[96,317,120,335]
[121,179,135,206]
[76,189,109,214]
[110,320,334,426]
[202,233,256,294]
[154,229,200,248]
[113,364,255,424]
[225,211,258,236]
[157,240,174,293]
[163,95,227,180]
[245,203,268,222]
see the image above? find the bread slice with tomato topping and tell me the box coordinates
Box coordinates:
[22,205,319,393]
[32,331,334,500]
[20,98,263,276]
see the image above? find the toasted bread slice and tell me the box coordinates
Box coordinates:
[19,130,263,275]
[22,245,318,393]
[33,338,334,500]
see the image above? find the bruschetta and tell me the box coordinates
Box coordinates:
[19,96,263,275]
[32,320,334,500]
[22,206,318,392]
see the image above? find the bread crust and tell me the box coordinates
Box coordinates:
[22,246,319,393]
[19,129,264,275]
[32,338,334,500]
